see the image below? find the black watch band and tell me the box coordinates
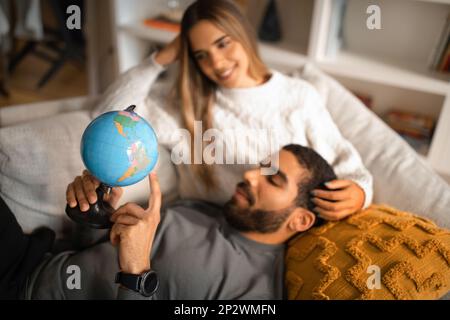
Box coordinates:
[115,270,159,297]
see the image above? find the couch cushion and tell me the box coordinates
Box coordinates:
[292,64,450,229]
[285,205,450,300]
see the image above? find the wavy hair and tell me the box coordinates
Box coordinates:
[175,0,269,188]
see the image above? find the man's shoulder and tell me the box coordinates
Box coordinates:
[165,199,223,217]
[159,199,225,235]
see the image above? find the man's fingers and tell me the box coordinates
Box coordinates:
[66,183,77,208]
[110,223,122,246]
[110,202,145,221]
[73,176,90,212]
[323,179,352,190]
[312,197,353,212]
[312,189,350,201]
[148,173,162,211]
[81,175,98,204]
[113,214,140,226]
[314,207,354,221]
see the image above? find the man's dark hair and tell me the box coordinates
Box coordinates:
[282,144,337,226]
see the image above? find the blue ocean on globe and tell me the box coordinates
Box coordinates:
[81,109,159,187]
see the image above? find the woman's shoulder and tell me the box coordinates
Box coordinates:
[275,70,323,102]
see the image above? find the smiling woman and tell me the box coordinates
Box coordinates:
[94,0,374,220]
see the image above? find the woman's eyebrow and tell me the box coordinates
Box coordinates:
[192,35,229,55]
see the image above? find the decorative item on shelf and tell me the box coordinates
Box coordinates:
[383,109,436,156]
[143,0,184,33]
[326,0,347,58]
[144,14,181,33]
[351,91,373,109]
[258,0,282,42]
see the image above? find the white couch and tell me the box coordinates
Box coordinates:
[1,64,449,239]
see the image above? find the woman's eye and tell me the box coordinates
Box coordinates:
[195,54,205,60]
[194,52,207,61]
[218,39,231,49]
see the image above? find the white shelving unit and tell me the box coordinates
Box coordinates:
[108,0,450,178]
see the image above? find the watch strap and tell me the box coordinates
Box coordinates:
[115,272,142,292]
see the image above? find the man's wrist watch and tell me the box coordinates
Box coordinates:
[115,270,159,297]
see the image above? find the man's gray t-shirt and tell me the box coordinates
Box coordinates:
[27,201,285,299]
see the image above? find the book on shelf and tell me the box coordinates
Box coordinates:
[143,10,183,33]
[383,109,435,156]
[439,43,450,72]
[383,110,435,140]
[399,134,431,156]
[429,13,450,73]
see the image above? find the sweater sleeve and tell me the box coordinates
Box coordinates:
[92,52,182,150]
[91,52,166,120]
[299,85,373,208]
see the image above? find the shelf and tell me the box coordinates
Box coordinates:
[118,23,309,71]
[119,23,177,44]
[319,51,450,96]
[259,42,309,71]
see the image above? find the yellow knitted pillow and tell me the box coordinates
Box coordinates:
[285,205,450,300]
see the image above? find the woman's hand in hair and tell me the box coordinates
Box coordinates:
[310,180,365,221]
[155,35,181,66]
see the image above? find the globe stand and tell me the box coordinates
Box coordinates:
[65,183,115,229]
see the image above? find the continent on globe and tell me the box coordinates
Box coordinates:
[117,141,152,182]
[114,111,140,138]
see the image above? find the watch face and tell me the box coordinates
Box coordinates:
[142,271,159,297]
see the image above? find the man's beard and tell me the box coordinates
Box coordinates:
[223,183,294,233]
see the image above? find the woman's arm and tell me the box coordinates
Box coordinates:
[91,53,166,120]
[301,85,373,215]
[92,36,181,121]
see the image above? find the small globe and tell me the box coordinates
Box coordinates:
[81,107,158,187]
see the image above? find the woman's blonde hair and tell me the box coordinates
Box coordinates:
[176,0,268,188]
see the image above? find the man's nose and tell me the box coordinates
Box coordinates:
[243,169,259,188]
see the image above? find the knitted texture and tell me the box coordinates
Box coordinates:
[286,205,450,300]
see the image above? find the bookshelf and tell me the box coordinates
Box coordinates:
[108,0,450,178]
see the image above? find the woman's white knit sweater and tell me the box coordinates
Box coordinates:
[93,54,373,208]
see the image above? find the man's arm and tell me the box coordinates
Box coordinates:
[109,173,162,299]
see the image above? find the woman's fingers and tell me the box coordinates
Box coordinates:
[312,189,350,201]
[314,206,354,221]
[323,179,352,190]
[312,197,352,212]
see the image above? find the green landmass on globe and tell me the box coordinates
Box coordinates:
[113,111,152,183]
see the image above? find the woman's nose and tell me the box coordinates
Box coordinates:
[209,51,225,69]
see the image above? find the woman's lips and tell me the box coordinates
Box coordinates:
[217,65,235,81]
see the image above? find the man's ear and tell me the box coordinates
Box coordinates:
[287,208,316,232]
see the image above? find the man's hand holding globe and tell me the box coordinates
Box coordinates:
[64,105,159,229]
[66,170,162,275]
[66,170,123,212]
